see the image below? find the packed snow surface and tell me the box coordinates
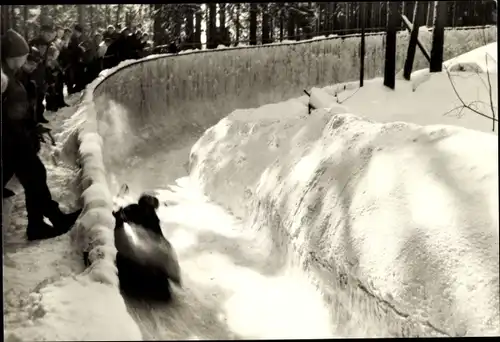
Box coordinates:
[3,42,498,339]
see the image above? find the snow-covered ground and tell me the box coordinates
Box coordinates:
[3,42,498,339]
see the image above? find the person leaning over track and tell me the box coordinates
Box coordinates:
[1,29,82,241]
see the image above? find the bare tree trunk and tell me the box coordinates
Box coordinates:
[115,4,123,27]
[40,5,50,27]
[365,2,373,30]
[177,11,183,41]
[262,3,271,44]
[153,4,164,46]
[220,3,226,29]
[185,6,194,46]
[89,5,94,32]
[426,0,435,26]
[304,2,314,39]
[220,3,227,45]
[287,4,295,39]
[1,5,10,35]
[77,5,85,28]
[23,5,29,38]
[451,1,456,27]
[332,2,340,32]
[360,2,366,86]
[194,5,202,49]
[325,2,332,34]
[234,3,240,45]
[279,11,284,41]
[344,2,350,34]
[138,4,143,23]
[9,5,17,31]
[105,5,110,26]
[317,2,323,34]
[207,3,217,49]
[249,3,257,45]
[271,7,276,41]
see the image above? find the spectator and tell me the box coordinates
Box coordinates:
[116,27,132,61]
[29,24,57,124]
[102,37,114,69]
[88,32,104,81]
[18,48,42,124]
[45,28,69,111]
[44,45,67,111]
[140,33,152,57]
[59,28,73,93]
[1,29,81,240]
[67,24,85,93]
[103,25,118,41]
[54,25,65,50]
[62,28,72,48]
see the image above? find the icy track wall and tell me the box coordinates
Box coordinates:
[29,26,495,341]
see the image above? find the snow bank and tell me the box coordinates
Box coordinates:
[410,42,498,82]
[189,99,499,336]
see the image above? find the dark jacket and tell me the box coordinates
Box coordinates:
[28,37,52,93]
[80,39,97,64]
[68,34,84,64]
[1,62,39,152]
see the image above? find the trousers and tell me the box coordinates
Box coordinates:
[2,136,61,224]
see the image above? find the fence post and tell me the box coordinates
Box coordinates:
[384,1,399,89]
[403,1,424,80]
[360,2,366,87]
[430,1,447,72]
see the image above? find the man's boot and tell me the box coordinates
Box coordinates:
[47,208,82,234]
[25,204,63,241]
[27,220,68,241]
[26,198,82,241]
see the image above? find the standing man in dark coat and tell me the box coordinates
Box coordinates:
[1,29,81,240]
[67,24,85,94]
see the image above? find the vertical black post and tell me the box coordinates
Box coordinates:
[360,2,366,87]
[384,1,399,89]
[430,1,446,72]
[404,1,424,80]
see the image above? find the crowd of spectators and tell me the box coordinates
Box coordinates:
[0,22,159,241]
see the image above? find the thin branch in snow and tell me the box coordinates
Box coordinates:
[444,64,498,130]
[484,55,497,131]
[337,87,361,104]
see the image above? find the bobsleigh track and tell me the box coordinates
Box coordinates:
[3,31,499,340]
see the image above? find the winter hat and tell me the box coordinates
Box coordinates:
[1,29,30,59]
[74,24,83,33]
